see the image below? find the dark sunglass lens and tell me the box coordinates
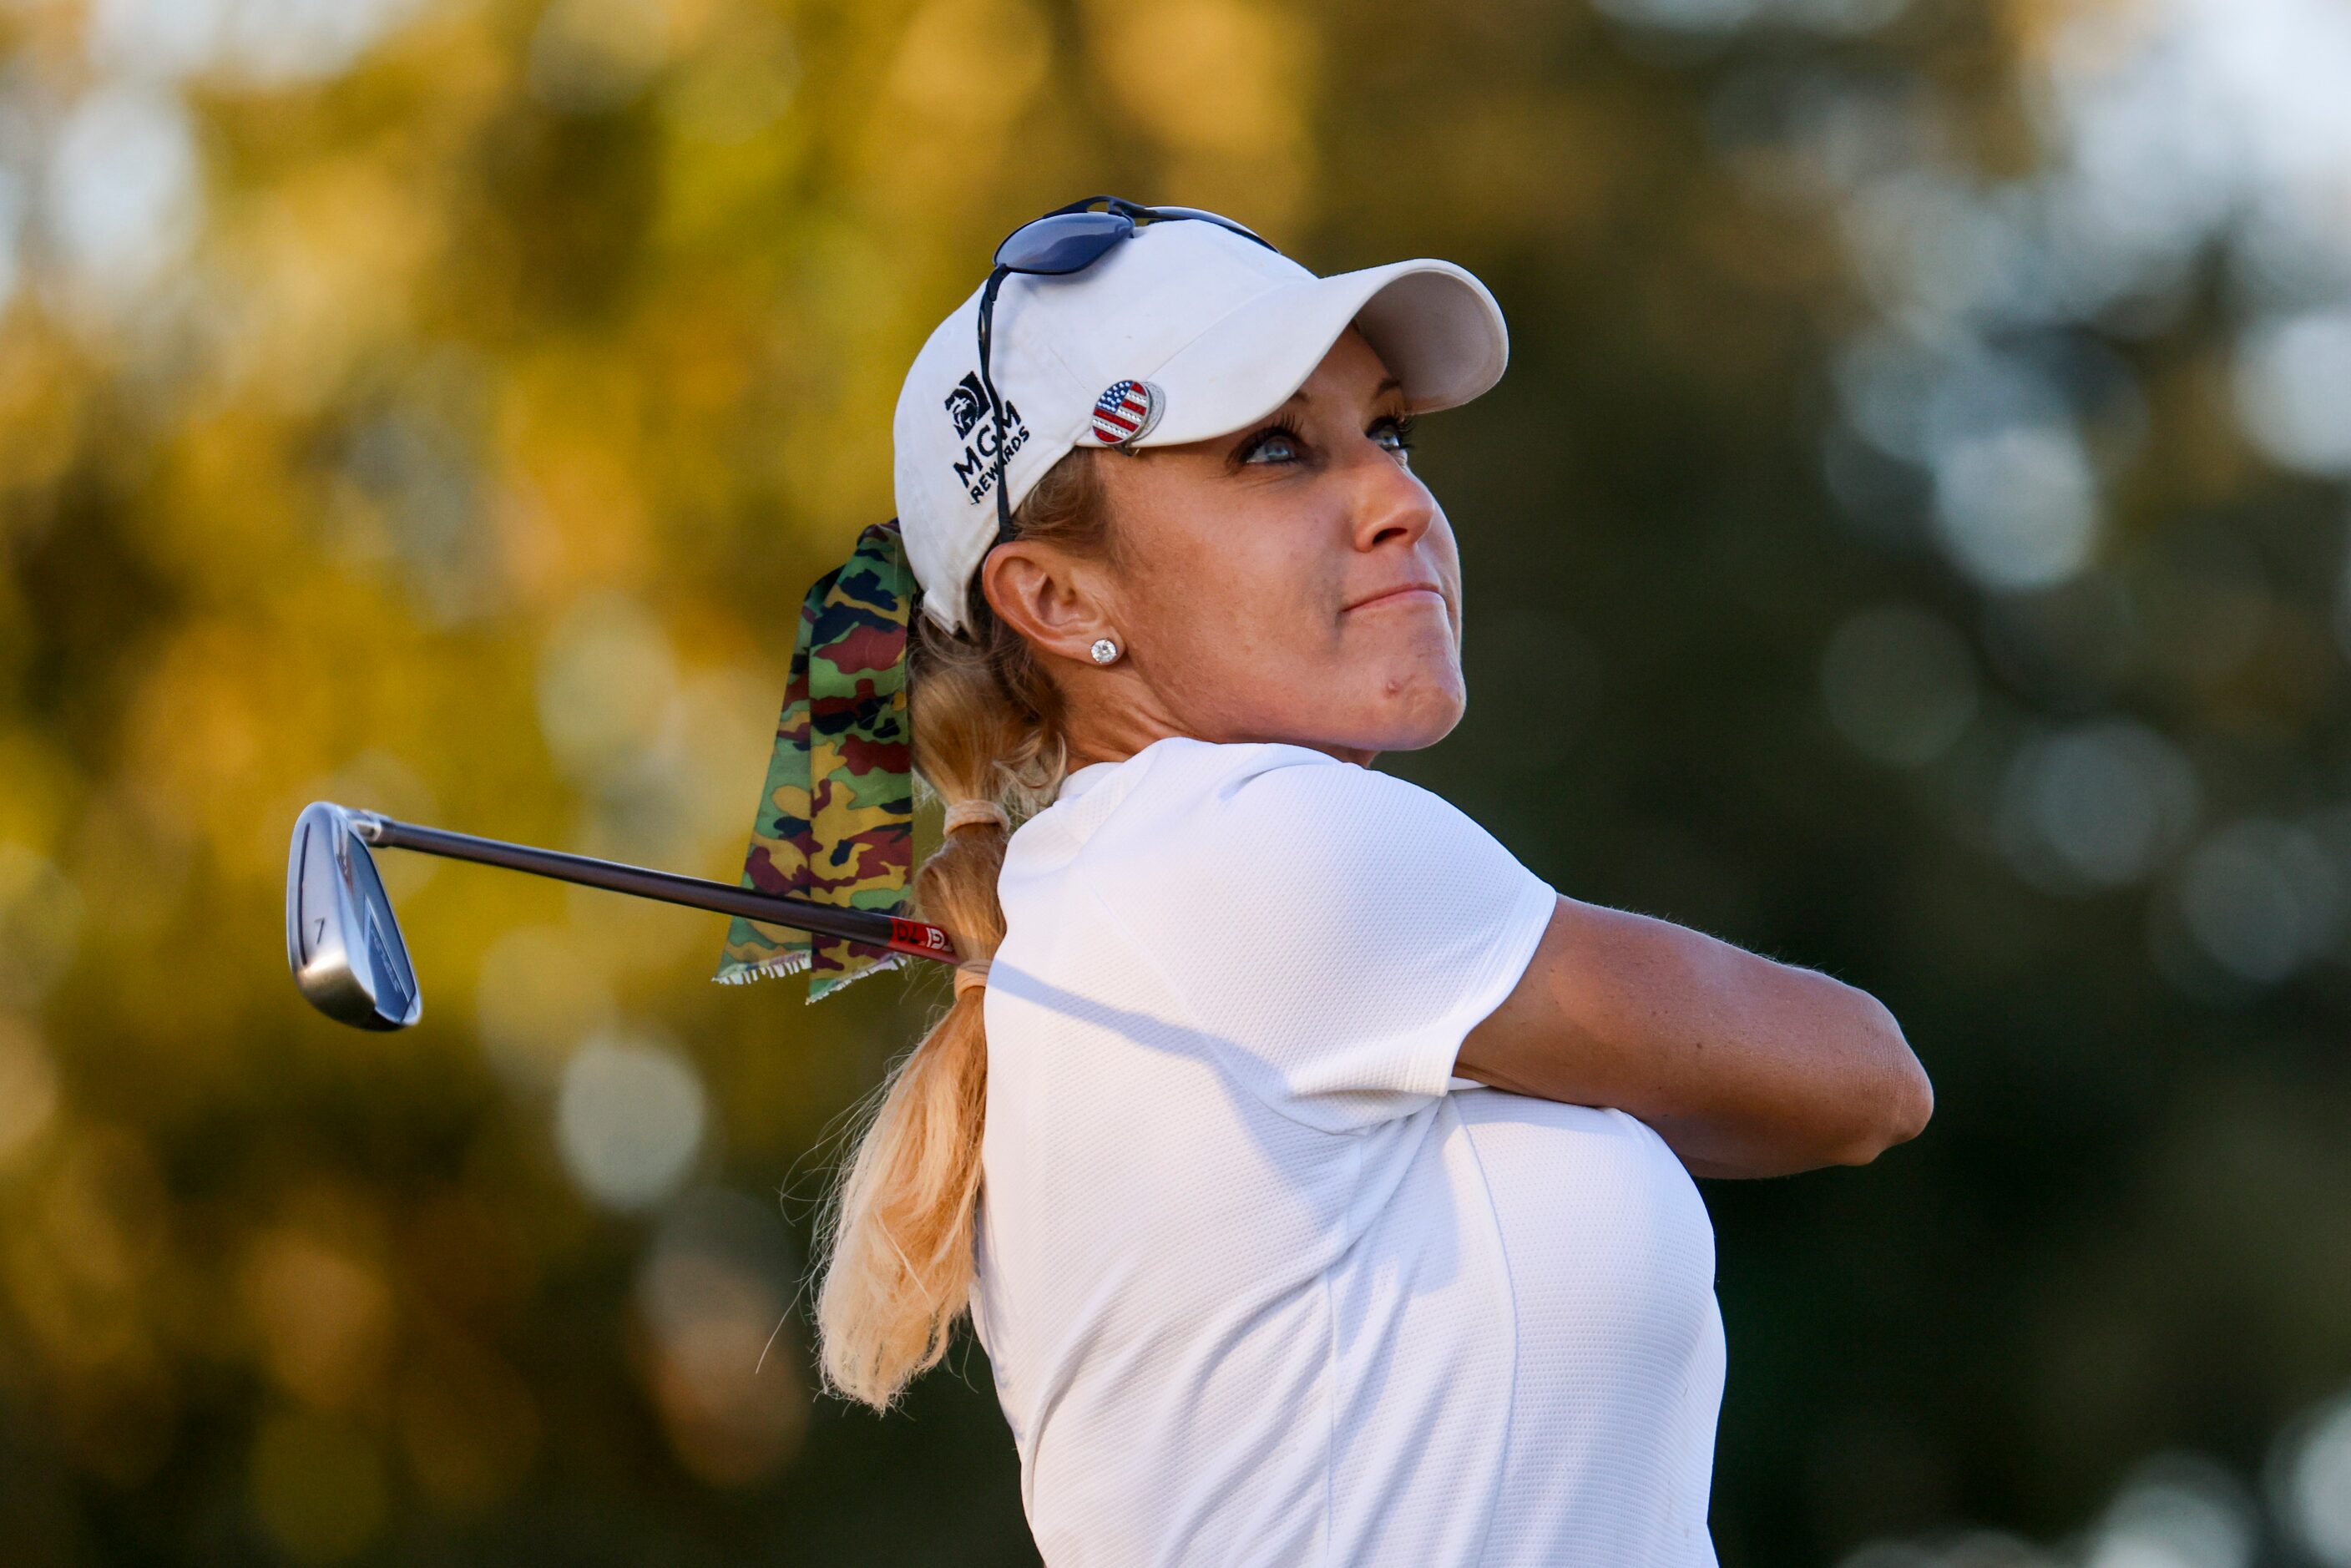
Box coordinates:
[994,211,1133,274]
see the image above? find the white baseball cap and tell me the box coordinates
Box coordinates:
[892,214,1510,633]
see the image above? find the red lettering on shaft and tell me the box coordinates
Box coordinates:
[889,917,953,955]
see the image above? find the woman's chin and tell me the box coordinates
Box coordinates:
[1382,694,1469,753]
[1336,669,1468,756]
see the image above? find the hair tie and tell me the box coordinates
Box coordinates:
[953,959,991,999]
[943,799,1010,834]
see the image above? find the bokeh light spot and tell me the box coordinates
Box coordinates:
[473,923,618,1091]
[555,1031,706,1212]
[238,1229,394,1411]
[535,593,679,787]
[0,842,86,1009]
[2083,1454,2255,1568]
[1821,604,1979,766]
[42,83,200,308]
[2275,1391,2351,1565]
[1929,424,2101,592]
[87,0,422,85]
[1997,720,2197,892]
[2177,820,2343,984]
[0,1014,61,1165]
[635,1186,806,1486]
[2232,310,2351,475]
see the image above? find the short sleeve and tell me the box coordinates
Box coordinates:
[1089,746,1557,1134]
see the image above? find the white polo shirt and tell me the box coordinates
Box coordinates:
[973,738,1725,1566]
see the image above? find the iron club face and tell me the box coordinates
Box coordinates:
[286,802,422,1030]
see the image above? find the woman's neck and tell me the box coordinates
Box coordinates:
[1056,673,1379,773]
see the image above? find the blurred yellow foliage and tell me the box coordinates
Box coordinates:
[5,0,2350,1560]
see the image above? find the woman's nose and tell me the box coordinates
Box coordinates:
[1347,441,1437,553]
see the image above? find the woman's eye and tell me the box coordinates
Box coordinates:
[1241,428,1301,464]
[1373,417,1416,458]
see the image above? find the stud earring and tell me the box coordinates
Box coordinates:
[1090,637,1120,665]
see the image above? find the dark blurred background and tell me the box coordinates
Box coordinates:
[3,0,2349,1562]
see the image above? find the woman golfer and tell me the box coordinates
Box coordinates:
[726,198,1932,1565]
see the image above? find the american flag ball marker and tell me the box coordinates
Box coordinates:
[1090,380,1164,447]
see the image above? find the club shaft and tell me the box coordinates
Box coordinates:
[354,814,957,964]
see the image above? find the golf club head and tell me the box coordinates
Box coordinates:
[286,802,422,1030]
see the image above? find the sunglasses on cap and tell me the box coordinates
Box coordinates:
[974,197,1281,549]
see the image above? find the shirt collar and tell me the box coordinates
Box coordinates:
[1056,760,1120,803]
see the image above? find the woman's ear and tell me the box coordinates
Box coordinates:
[980,543,1120,667]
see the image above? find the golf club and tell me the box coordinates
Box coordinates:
[285,801,957,1030]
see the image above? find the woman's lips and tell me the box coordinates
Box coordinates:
[1344,584,1446,613]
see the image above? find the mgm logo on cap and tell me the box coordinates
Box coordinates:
[943,370,1031,504]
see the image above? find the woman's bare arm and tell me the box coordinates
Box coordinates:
[1455,897,1932,1178]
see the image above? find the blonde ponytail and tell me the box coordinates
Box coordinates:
[815,450,1110,1409]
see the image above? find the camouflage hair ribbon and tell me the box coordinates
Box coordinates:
[713,519,916,999]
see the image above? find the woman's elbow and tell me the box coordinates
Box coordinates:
[1830,1003,1933,1166]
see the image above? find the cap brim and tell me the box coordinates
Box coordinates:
[1136,259,1509,448]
